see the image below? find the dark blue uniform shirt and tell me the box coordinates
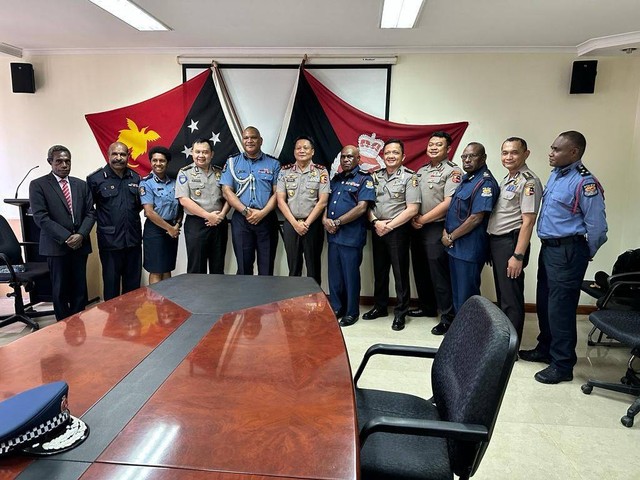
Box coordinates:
[326,166,376,248]
[445,164,499,263]
[220,152,280,209]
[87,165,142,251]
[537,160,607,258]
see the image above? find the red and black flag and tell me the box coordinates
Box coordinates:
[85,70,240,178]
[275,68,469,175]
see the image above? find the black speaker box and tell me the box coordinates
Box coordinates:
[570,60,597,94]
[10,63,36,93]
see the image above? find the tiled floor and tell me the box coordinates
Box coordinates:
[2,301,639,479]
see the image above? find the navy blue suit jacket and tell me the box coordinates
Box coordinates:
[29,173,96,256]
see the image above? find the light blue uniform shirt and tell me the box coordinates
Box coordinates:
[139,174,179,221]
[220,152,280,209]
[537,161,607,257]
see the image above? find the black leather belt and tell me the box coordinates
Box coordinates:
[540,235,585,247]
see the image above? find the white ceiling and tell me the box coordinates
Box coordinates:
[1,0,640,58]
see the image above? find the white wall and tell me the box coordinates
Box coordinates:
[2,53,639,304]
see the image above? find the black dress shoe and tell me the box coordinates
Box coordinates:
[519,348,552,364]
[339,315,359,327]
[391,315,405,331]
[534,365,573,384]
[362,307,388,320]
[431,322,450,336]
[407,308,438,317]
[333,310,344,320]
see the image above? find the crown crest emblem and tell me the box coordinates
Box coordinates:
[358,133,384,159]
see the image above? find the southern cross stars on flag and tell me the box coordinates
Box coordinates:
[85,70,239,178]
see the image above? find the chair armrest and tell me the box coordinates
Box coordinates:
[360,415,489,445]
[599,280,640,309]
[354,343,438,386]
[0,253,18,281]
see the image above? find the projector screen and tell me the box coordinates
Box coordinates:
[183,64,391,154]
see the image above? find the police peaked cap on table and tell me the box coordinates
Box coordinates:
[0,381,89,456]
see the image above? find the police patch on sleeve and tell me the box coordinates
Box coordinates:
[365,180,374,189]
[451,172,461,184]
[481,187,493,197]
[411,175,419,187]
[178,173,187,184]
[320,172,328,184]
[139,186,145,196]
[524,182,535,196]
[582,182,598,197]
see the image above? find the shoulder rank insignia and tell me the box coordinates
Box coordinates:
[522,171,534,180]
[411,174,419,187]
[179,164,194,172]
[446,160,458,168]
[312,163,327,170]
[577,164,592,177]
[87,166,103,178]
[403,167,416,174]
[281,163,294,170]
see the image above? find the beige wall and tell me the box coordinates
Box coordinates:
[1,53,639,303]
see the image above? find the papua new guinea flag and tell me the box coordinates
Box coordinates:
[85,70,240,178]
[276,68,468,177]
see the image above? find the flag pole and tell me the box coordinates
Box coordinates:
[211,61,244,150]
[273,57,306,158]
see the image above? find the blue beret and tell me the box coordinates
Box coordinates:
[0,381,89,456]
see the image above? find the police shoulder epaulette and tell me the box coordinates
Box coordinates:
[403,166,416,174]
[577,164,592,177]
[281,163,294,170]
[212,164,224,171]
[483,171,491,177]
[446,160,458,168]
[312,162,327,170]
[87,166,103,178]
[522,171,534,180]
[265,153,279,161]
[142,173,153,181]
[179,164,194,172]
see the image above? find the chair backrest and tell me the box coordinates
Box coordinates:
[431,295,517,478]
[0,215,24,265]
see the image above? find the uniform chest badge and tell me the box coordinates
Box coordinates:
[195,189,202,197]
[288,190,295,198]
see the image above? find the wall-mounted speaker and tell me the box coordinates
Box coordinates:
[10,63,36,94]
[570,60,597,94]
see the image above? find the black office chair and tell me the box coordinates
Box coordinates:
[354,296,517,480]
[0,215,52,331]
[581,287,640,428]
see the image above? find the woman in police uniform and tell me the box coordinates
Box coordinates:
[139,146,182,284]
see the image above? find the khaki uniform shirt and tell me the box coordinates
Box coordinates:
[175,163,224,215]
[487,164,543,236]
[277,163,329,219]
[416,160,462,217]
[371,166,421,220]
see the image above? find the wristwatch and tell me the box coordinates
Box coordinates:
[334,218,341,226]
[512,253,525,261]
[241,206,249,217]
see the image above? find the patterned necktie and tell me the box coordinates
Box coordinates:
[60,179,73,214]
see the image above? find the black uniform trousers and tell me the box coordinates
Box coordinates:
[535,236,590,373]
[184,215,228,274]
[328,242,363,318]
[489,230,529,345]
[411,221,454,322]
[99,246,141,301]
[282,217,324,285]
[230,211,279,275]
[47,251,89,321]
[371,224,411,317]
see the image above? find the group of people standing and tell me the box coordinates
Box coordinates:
[28,127,606,385]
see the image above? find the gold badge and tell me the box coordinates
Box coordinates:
[215,172,221,180]
[195,189,201,197]
[309,189,316,195]
[288,190,295,198]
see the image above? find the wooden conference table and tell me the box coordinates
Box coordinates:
[0,275,359,480]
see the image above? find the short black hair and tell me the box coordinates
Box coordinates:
[466,142,486,156]
[294,135,316,150]
[47,145,70,162]
[191,138,214,151]
[384,138,404,154]
[429,131,452,147]
[559,130,586,158]
[503,137,528,151]
[148,146,172,162]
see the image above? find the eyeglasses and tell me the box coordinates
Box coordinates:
[460,153,482,160]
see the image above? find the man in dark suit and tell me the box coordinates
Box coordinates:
[29,145,96,320]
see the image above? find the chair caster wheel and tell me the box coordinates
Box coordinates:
[581,384,593,395]
[621,377,630,385]
[621,416,634,428]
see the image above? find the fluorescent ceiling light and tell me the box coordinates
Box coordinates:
[87,0,170,31]
[380,0,425,29]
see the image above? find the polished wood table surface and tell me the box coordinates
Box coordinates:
[0,275,358,480]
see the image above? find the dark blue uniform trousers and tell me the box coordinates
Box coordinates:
[99,246,141,301]
[230,211,278,275]
[535,238,590,373]
[328,242,363,318]
[449,256,482,314]
[47,251,89,321]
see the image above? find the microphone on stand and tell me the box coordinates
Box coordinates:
[14,165,40,199]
